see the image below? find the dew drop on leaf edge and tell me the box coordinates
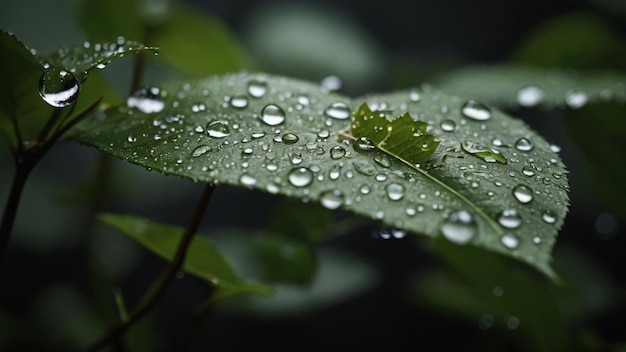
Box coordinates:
[39,67,80,108]
[441,210,476,245]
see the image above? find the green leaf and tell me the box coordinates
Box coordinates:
[339,103,440,165]
[79,0,250,75]
[267,201,333,243]
[437,65,626,109]
[99,213,273,301]
[71,73,570,278]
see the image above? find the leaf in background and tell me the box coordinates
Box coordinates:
[247,234,317,285]
[70,73,569,278]
[99,213,273,301]
[412,238,569,351]
[267,201,333,243]
[436,65,626,109]
[80,0,250,76]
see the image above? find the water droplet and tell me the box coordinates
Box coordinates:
[247,79,268,98]
[375,174,387,182]
[127,135,137,143]
[320,189,344,209]
[542,209,557,224]
[239,174,257,186]
[515,138,533,152]
[461,140,506,164]
[287,167,314,187]
[191,103,206,112]
[230,94,249,109]
[386,183,405,201]
[441,210,476,244]
[517,86,544,107]
[497,209,522,229]
[533,236,542,244]
[507,316,520,330]
[317,129,330,139]
[501,233,520,249]
[320,75,342,92]
[281,133,299,144]
[261,104,286,126]
[191,145,212,157]
[512,184,533,204]
[353,137,376,152]
[374,155,391,168]
[522,166,535,177]
[440,119,456,132]
[566,91,588,109]
[354,159,376,176]
[329,165,341,180]
[409,89,421,102]
[127,87,164,113]
[359,184,371,194]
[206,120,230,138]
[330,146,346,159]
[324,102,351,120]
[461,100,492,121]
[39,67,80,108]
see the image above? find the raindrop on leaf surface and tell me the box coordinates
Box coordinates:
[461,100,492,121]
[287,167,314,187]
[39,67,80,108]
[324,102,351,120]
[512,184,533,204]
[247,79,268,98]
[441,210,476,244]
[206,120,230,138]
[517,86,544,107]
[261,104,286,126]
[320,189,344,209]
[498,209,522,229]
[127,87,165,113]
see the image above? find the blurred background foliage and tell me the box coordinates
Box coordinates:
[0,0,625,351]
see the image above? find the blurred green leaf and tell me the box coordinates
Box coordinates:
[247,234,317,285]
[511,13,626,71]
[70,73,570,278]
[267,201,333,243]
[413,238,569,351]
[99,213,274,301]
[80,0,250,76]
[437,65,626,109]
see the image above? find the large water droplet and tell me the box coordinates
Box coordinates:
[441,210,476,244]
[230,94,249,109]
[320,189,344,209]
[501,233,520,249]
[261,104,286,125]
[206,120,230,138]
[247,79,268,98]
[461,140,506,164]
[512,184,533,204]
[239,174,257,186]
[127,87,165,113]
[324,102,351,120]
[39,67,80,108]
[353,159,376,176]
[542,209,557,224]
[287,167,314,187]
[515,138,533,152]
[461,100,492,121]
[386,183,405,201]
[281,133,299,144]
[330,146,346,159]
[353,137,376,152]
[191,145,212,157]
[498,209,522,229]
[517,86,544,107]
[440,119,456,132]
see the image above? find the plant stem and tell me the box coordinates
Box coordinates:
[85,184,216,352]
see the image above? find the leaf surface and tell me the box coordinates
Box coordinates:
[71,73,570,277]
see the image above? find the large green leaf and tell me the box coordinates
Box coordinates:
[70,73,570,278]
[437,65,626,109]
[80,0,250,76]
[99,213,273,301]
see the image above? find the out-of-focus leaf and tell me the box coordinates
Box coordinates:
[267,201,333,243]
[247,234,317,285]
[99,213,274,301]
[70,73,570,278]
[437,65,626,109]
[413,238,569,351]
[512,13,626,71]
[80,0,250,76]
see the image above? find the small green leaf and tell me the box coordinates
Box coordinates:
[72,73,570,278]
[340,103,440,165]
[99,213,273,301]
[437,65,626,109]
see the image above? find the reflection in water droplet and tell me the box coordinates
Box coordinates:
[247,79,268,98]
[517,86,544,107]
[353,137,376,152]
[354,159,376,176]
[191,145,212,157]
[39,67,80,108]
[330,146,346,159]
[515,138,533,152]
[461,140,506,164]
[461,100,492,121]
[127,87,164,113]
[441,210,476,244]
[501,233,520,249]
[324,102,351,120]
[281,133,299,144]
[440,119,456,132]
[498,209,522,229]
[206,120,230,138]
[230,94,249,109]
[386,183,405,201]
[512,184,533,204]
[287,167,314,187]
[261,104,286,125]
[320,189,344,209]
[542,210,557,224]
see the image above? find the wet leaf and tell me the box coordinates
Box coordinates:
[437,65,626,109]
[80,0,250,76]
[71,73,570,278]
[99,213,273,301]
